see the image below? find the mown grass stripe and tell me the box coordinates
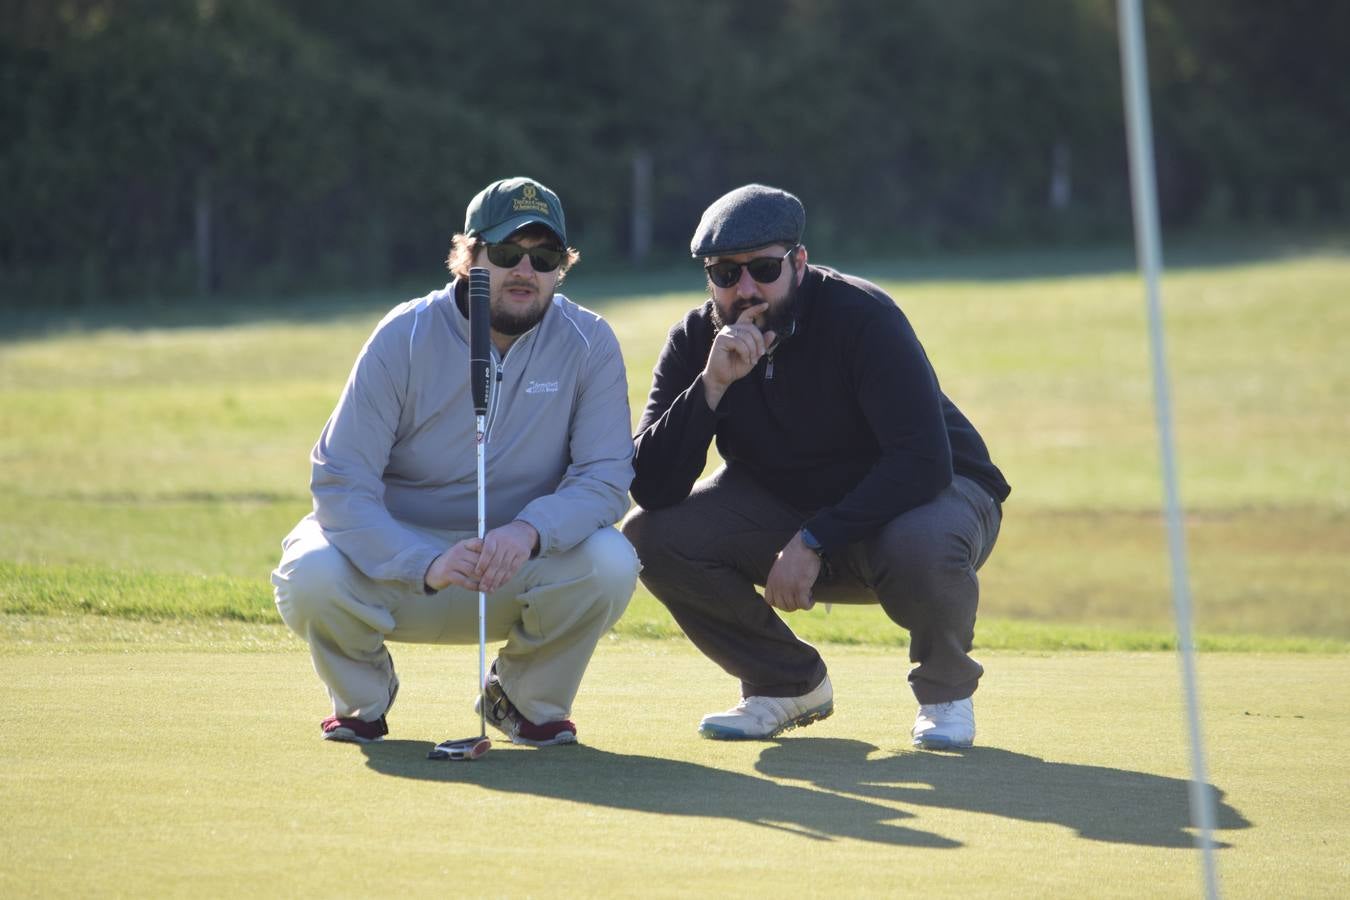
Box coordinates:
[3,562,1343,654]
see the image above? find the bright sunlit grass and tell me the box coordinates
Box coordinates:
[2,241,1347,647]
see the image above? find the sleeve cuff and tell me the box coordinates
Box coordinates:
[409,546,444,594]
[516,512,551,557]
[802,515,846,554]
[692,374,732,421]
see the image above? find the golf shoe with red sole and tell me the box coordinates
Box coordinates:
[474,662,577,747]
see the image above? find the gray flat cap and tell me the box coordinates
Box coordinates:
[690,184,805,257]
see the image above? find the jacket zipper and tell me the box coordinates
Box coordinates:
[483,361,505,441]
[764,318,796,382]
[480,317,539,442]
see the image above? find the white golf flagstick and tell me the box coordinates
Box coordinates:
[1118,2,1219,895]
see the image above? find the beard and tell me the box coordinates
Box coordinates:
[491,284,550,336]
[710,272,802,346]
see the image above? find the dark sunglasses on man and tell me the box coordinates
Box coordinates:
[704,245,799,289]
[486,242,566,273]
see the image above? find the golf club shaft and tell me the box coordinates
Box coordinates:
[468,266,492,743]
[477,413,487,740]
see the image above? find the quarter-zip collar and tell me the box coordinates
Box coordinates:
[446,276,555,444]
[759,265,820,377]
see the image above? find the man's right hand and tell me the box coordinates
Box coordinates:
[424,538,484,592]
[702,302,776,410]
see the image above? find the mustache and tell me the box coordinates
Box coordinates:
[501,279,536,293]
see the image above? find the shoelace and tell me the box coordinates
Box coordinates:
[483,683,520,734]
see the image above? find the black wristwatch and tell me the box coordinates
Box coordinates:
[800,527,832,579]
[799,528,826,558]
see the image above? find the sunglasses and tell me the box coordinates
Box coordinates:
[485,242,565,273]
[704,245,798,289]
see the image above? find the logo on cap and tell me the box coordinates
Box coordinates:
[513,184,551,215]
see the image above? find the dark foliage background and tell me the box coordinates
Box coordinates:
[2,0,1346,304]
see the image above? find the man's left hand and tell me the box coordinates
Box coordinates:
[474,520,540,593]
[764,533,821,612]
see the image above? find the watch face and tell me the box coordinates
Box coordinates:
[800,529,823,553]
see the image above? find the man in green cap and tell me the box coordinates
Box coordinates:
[273,177,638,748]
[623,184,1010,749]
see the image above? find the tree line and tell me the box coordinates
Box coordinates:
[2,0,1346,305]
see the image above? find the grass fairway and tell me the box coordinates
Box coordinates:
[3,240,1348,643]
[3,617,1348,897]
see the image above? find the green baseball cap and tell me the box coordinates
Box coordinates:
[464,176,567,245]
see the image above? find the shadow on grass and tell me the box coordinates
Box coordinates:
[754,738,1250,848]
[361,735,1249,849]
[360,739,959,848]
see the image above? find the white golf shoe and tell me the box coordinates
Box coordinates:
[911,697,975,749]
[699,675,834,740]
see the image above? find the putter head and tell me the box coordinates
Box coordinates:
[427,735,491,761]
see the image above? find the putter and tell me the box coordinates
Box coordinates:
[429,266,494,762]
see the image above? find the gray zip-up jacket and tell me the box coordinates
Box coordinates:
[309,278,634,589]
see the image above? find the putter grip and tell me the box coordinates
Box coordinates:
[468,267,491,415]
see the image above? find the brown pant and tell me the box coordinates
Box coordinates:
[621,467,1001,704]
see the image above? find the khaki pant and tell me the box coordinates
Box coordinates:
[272,515,638,725]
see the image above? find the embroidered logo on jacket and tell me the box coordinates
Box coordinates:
[525,380,560,395]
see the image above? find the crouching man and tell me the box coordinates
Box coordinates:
[622,185,1009,749]
[273,177,638,747]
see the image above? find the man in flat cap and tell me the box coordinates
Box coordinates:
[274,177,638,748]
[622,184,1009,749]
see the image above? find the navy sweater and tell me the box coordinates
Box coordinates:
[630,265,1010,551]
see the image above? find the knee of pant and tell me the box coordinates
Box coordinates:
[876,528,969,596]
[619,505,651,558]
[580,528,640,605]
[619,505,683,576]
[555,529,637,631]
[272,540,353,633]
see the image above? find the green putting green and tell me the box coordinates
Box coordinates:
[3,617,1346,897]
